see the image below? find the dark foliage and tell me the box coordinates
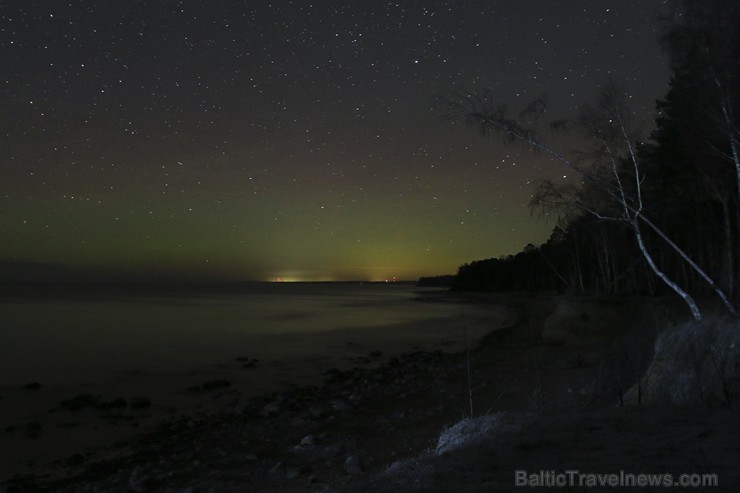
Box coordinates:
[450,0,740,313]
[417,275,456,287]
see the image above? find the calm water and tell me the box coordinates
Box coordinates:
[0,283,513,479]
[0,283,500,387]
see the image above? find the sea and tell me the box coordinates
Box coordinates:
[0,282,511,479]
[0,282,503,388]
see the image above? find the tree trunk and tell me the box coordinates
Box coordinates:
[632,218,703,321]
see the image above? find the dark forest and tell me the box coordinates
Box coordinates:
[446,0,740,321]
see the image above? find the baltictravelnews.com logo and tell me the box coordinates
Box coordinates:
[514,470,718,488]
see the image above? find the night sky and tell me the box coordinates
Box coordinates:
[1,0,670,282]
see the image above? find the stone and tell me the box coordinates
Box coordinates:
[260,401,281,417]
[625,318,740,406]
[128,466,157,493]
[343,455,364,475]
[268,461,286,475]
[300,434,317,447]
[308,406,331,420]
[330,399,350,412]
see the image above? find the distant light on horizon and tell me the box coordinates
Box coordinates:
[269,270,404,283]
[268,270,341,282]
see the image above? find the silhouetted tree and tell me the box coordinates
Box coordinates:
[443,1,740,321]
[438,79,736,320]
[649,0,740,299]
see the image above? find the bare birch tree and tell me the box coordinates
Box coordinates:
[436,80,736,320]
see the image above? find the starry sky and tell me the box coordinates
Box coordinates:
[1,0,671,282]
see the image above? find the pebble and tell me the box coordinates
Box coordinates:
[343,455,364,475]
[268,461,285,475]
[260,401,281,417]
[300,434,317,446]
[35,346,450,491]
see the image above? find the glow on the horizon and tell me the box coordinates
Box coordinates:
[0,2,669,283]
[270,271,338,282]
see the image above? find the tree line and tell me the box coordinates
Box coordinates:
[441,0,740,321]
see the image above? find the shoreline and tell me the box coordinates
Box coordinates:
[1,288,518,487]
[6,292,740,492]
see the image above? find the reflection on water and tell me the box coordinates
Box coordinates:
[0,283,514,480]
[0,283,499,386]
